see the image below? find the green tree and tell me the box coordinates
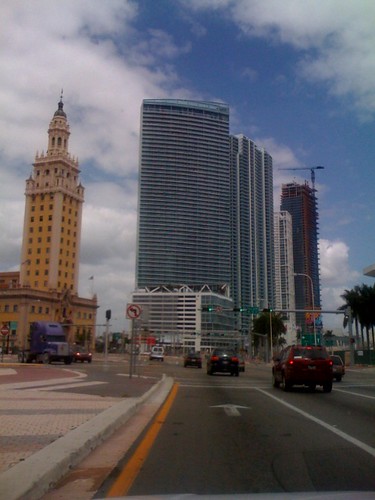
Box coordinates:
[252,311,286,350]
[340,283,375,350]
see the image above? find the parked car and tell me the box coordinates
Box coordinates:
[330,354,345,381]
[184,351,202,368]
[207,349,239,376]
[149,345,164,361]
[72,347,92,363]
[272,344,333,392]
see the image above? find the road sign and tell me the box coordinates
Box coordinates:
[248,306,259,315]
[1,325,10,336]
[126,303,142,320]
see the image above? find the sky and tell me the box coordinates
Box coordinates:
[1,0,375,335]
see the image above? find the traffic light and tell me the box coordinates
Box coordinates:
[202,305,213,312]
[262,308,273,313]
[105,309,111,320]
[233,307,244,312]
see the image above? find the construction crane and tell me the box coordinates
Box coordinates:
[279,165,325,191]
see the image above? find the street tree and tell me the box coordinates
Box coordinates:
[252,311,286,351]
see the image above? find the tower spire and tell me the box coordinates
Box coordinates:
[54,89,66,118]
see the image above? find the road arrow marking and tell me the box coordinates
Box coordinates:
[210,404,250,417]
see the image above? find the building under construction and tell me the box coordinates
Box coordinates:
[280,182,322,336]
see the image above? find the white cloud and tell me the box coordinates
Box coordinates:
[0,1,197,333]
[78,179,138,330]
[0,1,193,174]
[319,238,361,329]
[319,239,359,287]
[0,0,366,335]
[182,0,375,118]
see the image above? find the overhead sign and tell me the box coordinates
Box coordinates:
[1,324,10,336]
[126,303,142,320]
[248,306,259,315]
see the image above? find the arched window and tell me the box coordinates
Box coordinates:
[58,137,62,146]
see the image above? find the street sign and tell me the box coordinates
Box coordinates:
[126,303,142,320]
[248,306,259,315]
[1,325,10,336]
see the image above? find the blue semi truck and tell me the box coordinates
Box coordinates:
[18,321,73,364]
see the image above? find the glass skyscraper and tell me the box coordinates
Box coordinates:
[136,99,231,289]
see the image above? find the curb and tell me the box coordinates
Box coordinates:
[0,374,174,500]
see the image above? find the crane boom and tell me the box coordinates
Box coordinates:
[279,165,324,191]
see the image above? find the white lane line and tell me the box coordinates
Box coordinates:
[256,388,375,459]
[178,383,269,389]
[334,388,375,400]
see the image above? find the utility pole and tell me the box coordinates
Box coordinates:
[347,306,355,366]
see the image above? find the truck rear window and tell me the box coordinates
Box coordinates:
[293,348,328,360]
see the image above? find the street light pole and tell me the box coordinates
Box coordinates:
[294,273,316,345]
[269,309,273,361]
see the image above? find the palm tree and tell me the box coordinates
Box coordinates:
[340,286,361,343]
[341,284,375,350]
[252,312,286,351]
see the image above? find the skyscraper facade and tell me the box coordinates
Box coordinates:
[280,182,321,334]
[136,99,231,288]
[274,211,296,344]
[230,135,275,335]
[134,100,275,348]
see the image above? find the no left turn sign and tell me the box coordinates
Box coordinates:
[126,303,142,319]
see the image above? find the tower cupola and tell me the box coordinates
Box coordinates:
[54,96,67,118]
[47,92,70,155]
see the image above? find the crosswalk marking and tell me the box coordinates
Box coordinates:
[28,381,107,391]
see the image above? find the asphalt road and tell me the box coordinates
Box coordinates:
[43,356,375,497]
[95,358,375,497]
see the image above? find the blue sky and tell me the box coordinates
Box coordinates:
[1,0,374,333]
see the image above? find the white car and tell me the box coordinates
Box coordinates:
[149,346,164,361]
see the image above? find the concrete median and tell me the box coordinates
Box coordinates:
[0,374,174,500]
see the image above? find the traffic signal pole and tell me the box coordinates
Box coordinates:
[347,307,355,366]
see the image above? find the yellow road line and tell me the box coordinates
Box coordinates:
[106,382,179,497]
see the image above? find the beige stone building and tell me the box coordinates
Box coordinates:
[0,97,98,352]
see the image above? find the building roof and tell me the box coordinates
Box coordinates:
[363,263,375,278]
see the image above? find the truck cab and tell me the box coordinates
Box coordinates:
[19,321,73,364]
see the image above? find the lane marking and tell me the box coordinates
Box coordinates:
[256,388,375,459]
[107,382,179,497]
[334,388,375,400]
[210,403,250,416]
[179,383,269,389]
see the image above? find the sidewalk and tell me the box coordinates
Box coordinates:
[0,357,172,500]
